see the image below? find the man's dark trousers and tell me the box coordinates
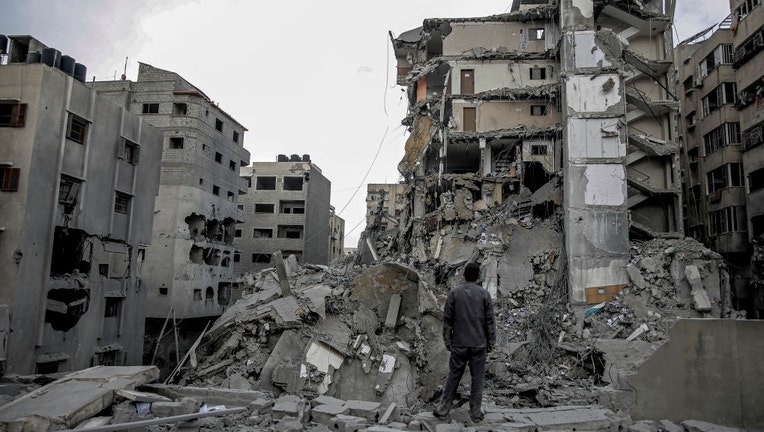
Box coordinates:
[438,346,487,416]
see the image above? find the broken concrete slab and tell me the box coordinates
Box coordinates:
[141,384,270,407]
[682,419,745,432]
[312,403,351,425]
[385,294,402,329]
[344,400,381,422]
[331,414,369,432]
[0,366,159,430]
[272,394,307,421]
[116,389,172,403]
[255,330,307,394]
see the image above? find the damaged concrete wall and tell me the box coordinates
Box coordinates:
[629,319,764,429]
[0,59,163,374]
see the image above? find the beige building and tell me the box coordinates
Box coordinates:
[675,0,764,315]
[234,155,331,274]
[92,64,251,320]
[390,0,681,304]
[329,206,345,263]
[366,183,407,232]
[0,36,163,374]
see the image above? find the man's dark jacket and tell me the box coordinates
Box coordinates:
[443,281,496,349]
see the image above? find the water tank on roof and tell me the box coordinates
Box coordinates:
[277,154,289,162]
[0,35,8,54]
[302,154,311,163]
[59,55,75,76]
[74,63,87,83]
[290,154,300,162]
[26,51,41,64]
[41,47,60,67]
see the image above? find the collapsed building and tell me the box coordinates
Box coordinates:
[383,0,682,309]
[0,35,163,374]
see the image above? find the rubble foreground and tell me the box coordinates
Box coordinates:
[0,199,761,430]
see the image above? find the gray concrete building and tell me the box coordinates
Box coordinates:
[234,155,331,274]
[389,0,681,305]
[91,63,251,320]
[0,36,163,374]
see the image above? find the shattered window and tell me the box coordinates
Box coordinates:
[234,253,240,262]
[253,228,273,238]
[277,225,303,239]
[530,67,546,80]
[36,361,61,374]
[283,176,304,191]
[142,103,159,114]
[280,200,305,214]
[173,103,187,115]
[528,28,545,40]
[531,144,548,155]
[213,185,220,195]
[255,203,274,213]
[229,160,236,171]
[749,166,764,192]
[233,131,240,143]
[252,253,271,263]
[215,152,223,163]
[66,114,88,144]
[256,176,276,190]
[193,289,202,301]
[235,229,242,237]
[104,298,122,318]
[215,118,224,132]
[530,105,547,116]
[0,102,27,127]
[121,139,140,165]
[169,137,184,149]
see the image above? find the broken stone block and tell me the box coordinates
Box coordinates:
[228,373,252,390]
[312,403,350,425]
[152,401,193,417]
[331,414,368,432]
[272,395,306,421]
[276,416,305,432]
[249,398,274,415]
[682,420,744,432]
[311,395,345,408]
[691,287,712,312]
[659,419,684,432]
[385,294,402,329]
[628,420,657,432]
[344,400,381,422]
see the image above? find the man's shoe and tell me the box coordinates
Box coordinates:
[469,411,484,423]
[433,408,448,419]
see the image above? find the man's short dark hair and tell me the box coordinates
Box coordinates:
[464,262,480,282]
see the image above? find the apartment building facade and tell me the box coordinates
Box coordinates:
[92,63,251,319]
[675,0,764,315]
[0,36,163,374]
[390,0,681,304]
[234,155,331,274]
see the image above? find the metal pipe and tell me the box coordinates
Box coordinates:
[59,406,247,432]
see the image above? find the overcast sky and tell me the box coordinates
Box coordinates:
[1,0,732,247]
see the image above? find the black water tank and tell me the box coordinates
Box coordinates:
[290,154,300,162]
[302,154,311,163]
[0,35,8,54]
[277,154,289,162]
[74,63,87,83]
[59,55,75,76]
[41,47,60,67]
[26,51,41,63]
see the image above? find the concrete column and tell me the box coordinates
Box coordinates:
[560,0,629,304]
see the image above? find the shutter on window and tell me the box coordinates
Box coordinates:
[118,138,126,160]
[66,181,81,204]
[133,145,140,164]
[11,104,27,127]
[1,168,20,192]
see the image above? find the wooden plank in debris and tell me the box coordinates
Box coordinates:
[273,251,292,296]
[584,284,627,304]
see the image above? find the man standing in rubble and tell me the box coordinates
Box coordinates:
[434,262,496,423]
